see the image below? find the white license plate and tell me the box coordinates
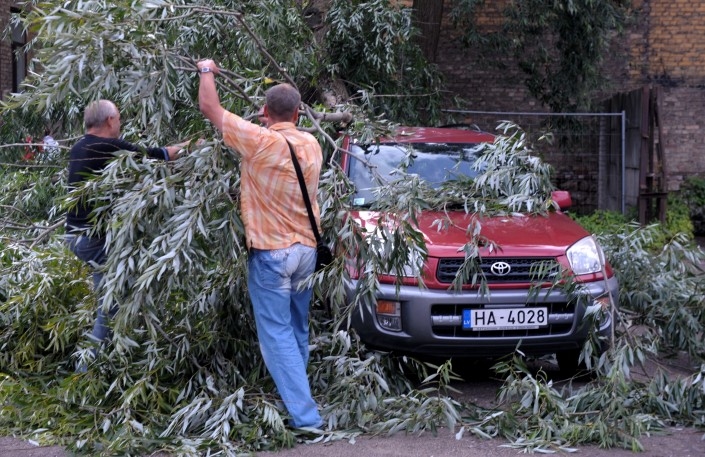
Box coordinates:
[462,307,548,331]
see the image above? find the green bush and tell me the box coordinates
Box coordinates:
[666,192,695,238]
[571,193,694,251]
[570,209,629,235]
[679,175,705,235]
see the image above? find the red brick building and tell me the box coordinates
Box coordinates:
[0,1,26,99]
[2,1,704,194]
[406,0,705,192]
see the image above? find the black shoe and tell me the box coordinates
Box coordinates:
[292,425,325,442]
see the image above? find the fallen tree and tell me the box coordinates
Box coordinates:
[0,1,703,456]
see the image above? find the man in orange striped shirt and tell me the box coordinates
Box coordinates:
[196,59,323,430]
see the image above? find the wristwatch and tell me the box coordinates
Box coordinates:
[199,67,212,74]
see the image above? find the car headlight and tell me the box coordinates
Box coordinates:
[566,236,605,275]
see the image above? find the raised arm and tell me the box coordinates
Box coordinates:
[196,59,226,132]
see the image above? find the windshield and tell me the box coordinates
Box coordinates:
[348,142,485,207]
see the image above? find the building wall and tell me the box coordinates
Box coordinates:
[630,1,705,189]
[633,0,705,86]
[660,88,705,189]
[0,0,18,98]
[401,0,705,191]
[2,1,705,188]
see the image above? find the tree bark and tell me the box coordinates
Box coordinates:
[297,0,351,109]
[412,0,445,63]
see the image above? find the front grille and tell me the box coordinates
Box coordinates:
[431,302,575,338]
[437,257,560,284]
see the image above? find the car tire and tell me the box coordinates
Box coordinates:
[556,349,585,377]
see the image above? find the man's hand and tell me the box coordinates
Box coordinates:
[166,141,189,160]
[197,59,220,75]
[165,138,206,160]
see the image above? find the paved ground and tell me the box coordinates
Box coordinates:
[1,366,704,457]
[3,361,704,457]
[1,427,703,457]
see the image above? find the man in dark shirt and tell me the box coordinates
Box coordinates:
[66,99,187,369]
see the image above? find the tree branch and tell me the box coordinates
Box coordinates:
[30,219,65,248]
[169,3,370,170]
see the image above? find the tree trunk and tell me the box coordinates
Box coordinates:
[298,0,351,109]
[412,0,445,63]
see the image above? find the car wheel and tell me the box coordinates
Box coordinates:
[556,349,585,376]
[451,357,496,381]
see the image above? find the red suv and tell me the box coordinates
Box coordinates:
[340,126,618,372]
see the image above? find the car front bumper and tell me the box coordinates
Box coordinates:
[347,276,618,358]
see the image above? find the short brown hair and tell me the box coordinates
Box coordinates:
[265,84,301,120]
[84,100,118,130]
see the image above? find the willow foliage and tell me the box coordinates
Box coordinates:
[450,0,628,112]
[0,1,448,455]
[0,1,704,456]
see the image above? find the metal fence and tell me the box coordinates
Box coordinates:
[442,109,627,216]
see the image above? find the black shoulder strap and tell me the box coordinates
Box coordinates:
[284,138,321,242]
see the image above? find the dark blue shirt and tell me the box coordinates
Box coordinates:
[65,134,168,233]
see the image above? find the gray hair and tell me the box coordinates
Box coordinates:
[265,84,301,120]
[84,100,118,129]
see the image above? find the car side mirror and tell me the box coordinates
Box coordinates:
[552,190,572,210]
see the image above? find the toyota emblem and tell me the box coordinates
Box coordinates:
[490,261,511,276]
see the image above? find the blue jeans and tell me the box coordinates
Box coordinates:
[65,235,114,344]
[248,243,322,428]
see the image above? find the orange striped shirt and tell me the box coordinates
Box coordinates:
[221,111,323,250]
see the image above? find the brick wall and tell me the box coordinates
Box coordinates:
[406,0,543,112]
[635,0,705,85]
[613,2,705,191]
[659,88,705,190]
[396,0,533,111]
[402,0,705,191]
[2,1,704,190]
[0,0,16,98]
[628,1,705,190]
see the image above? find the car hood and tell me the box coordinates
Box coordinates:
[353,209,591,258]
